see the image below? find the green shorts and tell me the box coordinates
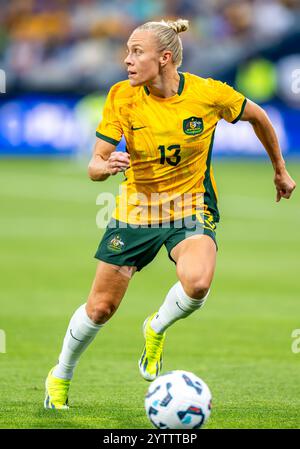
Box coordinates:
[95,214,218,272]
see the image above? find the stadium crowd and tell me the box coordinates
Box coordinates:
[0,0,299,91]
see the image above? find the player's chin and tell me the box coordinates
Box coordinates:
[128,75,144,87]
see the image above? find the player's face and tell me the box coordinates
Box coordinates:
[124,30,161,86]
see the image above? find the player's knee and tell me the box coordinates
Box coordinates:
[181,277,210,300]
[86,300,116,324]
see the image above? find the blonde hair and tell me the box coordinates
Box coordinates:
[136,19,189,68]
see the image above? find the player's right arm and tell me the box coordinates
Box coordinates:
[89,82,129,181]
[88,137,130,181]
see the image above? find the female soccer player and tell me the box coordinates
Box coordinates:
[44,19,296,409]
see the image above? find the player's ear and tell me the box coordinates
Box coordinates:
[159,51,172,67]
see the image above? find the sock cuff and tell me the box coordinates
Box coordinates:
[175,281,210,310]
[76,304,104,331]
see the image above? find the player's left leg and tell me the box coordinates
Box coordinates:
[154,234,216,327]
[139,234,216,381]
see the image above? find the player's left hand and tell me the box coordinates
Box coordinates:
[274,169,296,202]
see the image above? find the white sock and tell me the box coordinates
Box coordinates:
[53,304,103,380]
[150,281,210,334]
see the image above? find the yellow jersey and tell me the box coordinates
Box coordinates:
[96,72,246,225]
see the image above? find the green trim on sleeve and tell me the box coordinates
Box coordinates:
[231,98,247,124]
[96,132,120,146]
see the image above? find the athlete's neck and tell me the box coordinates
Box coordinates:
[145,71,180,98]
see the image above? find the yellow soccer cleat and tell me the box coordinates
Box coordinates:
[44,367,70,410]
[138,313,166,382]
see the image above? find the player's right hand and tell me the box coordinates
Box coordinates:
[106,151,130,175]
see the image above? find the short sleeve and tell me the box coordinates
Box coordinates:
[96,85,123,146]
[213,80,247,124]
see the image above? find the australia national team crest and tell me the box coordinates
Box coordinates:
[183,117,204,136]
[108,234,125,252]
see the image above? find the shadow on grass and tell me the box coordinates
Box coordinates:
[28,403,149,429]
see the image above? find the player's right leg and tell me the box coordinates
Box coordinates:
[44,261,135,410]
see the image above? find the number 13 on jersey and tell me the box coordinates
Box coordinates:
[158,144,181,166]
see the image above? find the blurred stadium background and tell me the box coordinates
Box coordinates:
[1,0,300,157]
[1,0,300,429]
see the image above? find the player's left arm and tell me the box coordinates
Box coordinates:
[240,99,296,202]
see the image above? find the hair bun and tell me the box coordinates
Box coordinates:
[166,19,189,34]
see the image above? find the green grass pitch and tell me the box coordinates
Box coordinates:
[0,158,299,429]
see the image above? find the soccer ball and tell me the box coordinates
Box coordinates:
[145,370,212,429]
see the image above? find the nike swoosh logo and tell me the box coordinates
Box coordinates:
[176,301,189,313]
[131,126,146,131]
[70,329,85,343]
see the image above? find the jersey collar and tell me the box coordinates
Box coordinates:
[143,72,185,97]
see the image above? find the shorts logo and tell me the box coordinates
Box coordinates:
[183,117,203,135]
[108,234,125,252]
